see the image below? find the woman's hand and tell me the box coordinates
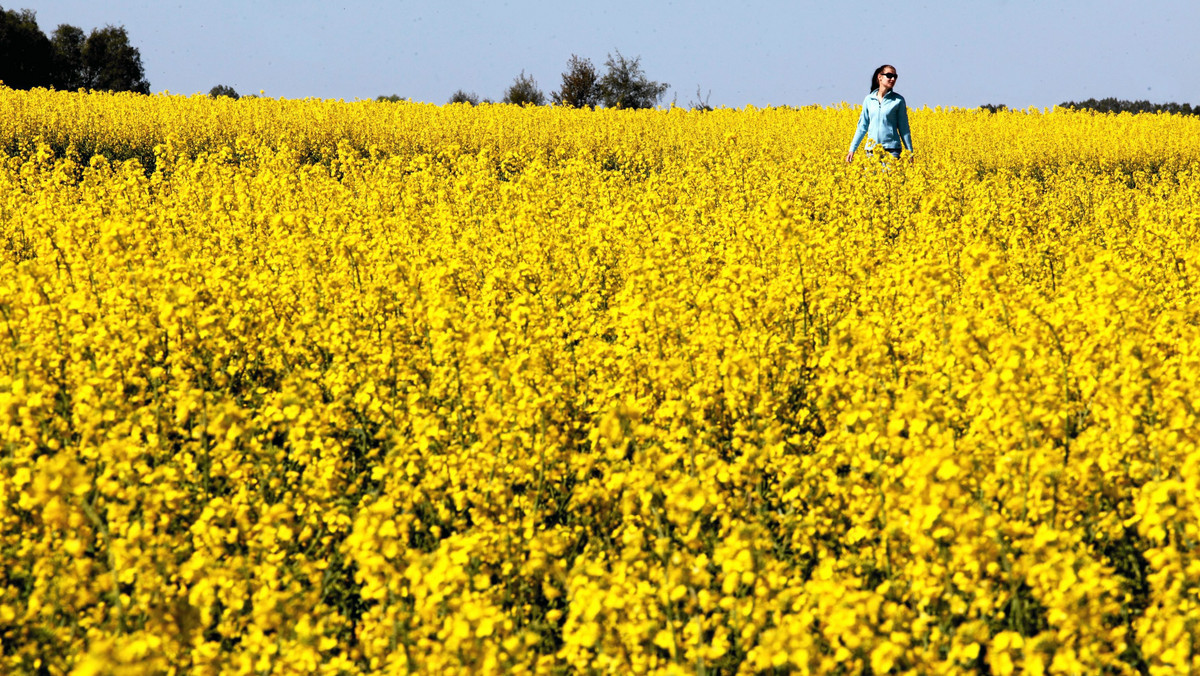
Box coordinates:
[845,152,854,163]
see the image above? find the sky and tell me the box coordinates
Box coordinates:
[14,0,1199,109]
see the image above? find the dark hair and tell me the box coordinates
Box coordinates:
[870,65,896,93]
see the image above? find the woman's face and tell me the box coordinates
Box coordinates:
[878,67,897,93]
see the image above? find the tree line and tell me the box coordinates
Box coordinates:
[0,6,149,93]
[1058,98,1197,116]
[383,51,679,110]
[981,99,1198,115]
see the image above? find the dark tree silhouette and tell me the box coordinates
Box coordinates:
[49,24,85,89]
[0,7,55,89]
[76,25,150,93]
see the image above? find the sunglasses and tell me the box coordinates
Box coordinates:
[881,73,897,80]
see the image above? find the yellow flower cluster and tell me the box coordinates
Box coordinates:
[2,87,1200,674]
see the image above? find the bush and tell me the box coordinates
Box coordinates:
[502,70,544,106]
[209,84,239,99]
[448,89,481,106]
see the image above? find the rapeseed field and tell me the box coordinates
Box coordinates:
[2,87,1200,674]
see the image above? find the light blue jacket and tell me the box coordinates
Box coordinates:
[849,91,912,153]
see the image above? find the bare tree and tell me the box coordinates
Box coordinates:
[689,85,713,112]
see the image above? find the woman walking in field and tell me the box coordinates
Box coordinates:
[846,64,912,162]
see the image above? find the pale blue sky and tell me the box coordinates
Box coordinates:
[16,0,1199,109]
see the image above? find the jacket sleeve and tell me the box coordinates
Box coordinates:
[897,99,913,152]
[848,102,870,153]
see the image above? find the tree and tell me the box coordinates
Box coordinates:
[551,55,598,108]
[0,10,148,93]
[448,89,480,105]
[0,7,55,89]
[209,84,239,99]
[375,94,407,103]
[596,50,669,110]
[502,70,544,106]
[50,23,149,93]
[77,25,150,93]
[49,24,85,90]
